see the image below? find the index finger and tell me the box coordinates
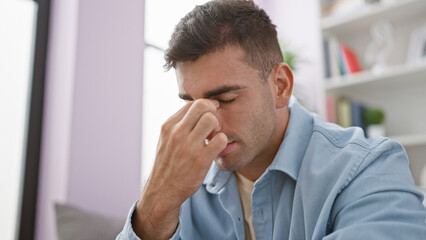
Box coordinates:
[179,99,219,132]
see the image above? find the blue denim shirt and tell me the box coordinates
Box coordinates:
[117,98,426,239]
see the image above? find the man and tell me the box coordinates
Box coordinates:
[117,0,426,239]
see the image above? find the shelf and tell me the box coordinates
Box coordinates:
[389,134,426,147]
[321,0,426,34]
[324,63,426,93]
[320,0,426,188]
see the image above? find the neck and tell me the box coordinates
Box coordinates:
[238,107,290,182]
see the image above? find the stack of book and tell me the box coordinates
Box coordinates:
[326,96,367,132]
[321,0,375,18]
[323,37,362,79]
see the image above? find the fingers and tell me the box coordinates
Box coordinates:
[190,111,221,145]
[161,98,223,159]
[204,132,228,159]
[163,99,218,133]
[179,99,219,132]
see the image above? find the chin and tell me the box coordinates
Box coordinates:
[214,155,245,172]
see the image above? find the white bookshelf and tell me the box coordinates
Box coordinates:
[319,0,426,185]
[321,0,426,33]
[325,63,426,92]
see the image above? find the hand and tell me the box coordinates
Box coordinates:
[133,99,228,239]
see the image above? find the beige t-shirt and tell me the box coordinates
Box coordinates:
[235,171,256,240]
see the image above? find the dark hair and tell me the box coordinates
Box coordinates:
[164,0,283,81]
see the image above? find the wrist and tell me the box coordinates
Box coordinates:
[132,195,180,239]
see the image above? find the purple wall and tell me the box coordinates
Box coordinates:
[36,0,145,239]
[67,0,144,218]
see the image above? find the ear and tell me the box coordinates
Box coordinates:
[271,62,293,109]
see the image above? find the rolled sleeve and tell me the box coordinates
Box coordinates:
[116,202,141,240]
[116,202,182,240]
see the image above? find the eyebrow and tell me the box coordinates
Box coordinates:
[178,85,246,101]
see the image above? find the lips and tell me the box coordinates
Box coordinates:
[219,141,235,156]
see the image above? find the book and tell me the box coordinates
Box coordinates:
[340,44,362,74]
[322,0,366,18]
[336,98,352,128]
[329,37,342,78]
[323,40,344,76]
[350,100,367,132]
[337,46,347,76]
[326,96,337,123]
[333,98,368,133]
[323,39,331,78]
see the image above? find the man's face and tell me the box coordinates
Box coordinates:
[175,46,281,172]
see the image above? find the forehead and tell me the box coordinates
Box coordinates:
[175,46,259,98]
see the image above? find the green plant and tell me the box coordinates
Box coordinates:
[279,40,298,71]
[363,108,385,125]
[278,39,312,109]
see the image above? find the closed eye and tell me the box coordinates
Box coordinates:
[218,99,235,104]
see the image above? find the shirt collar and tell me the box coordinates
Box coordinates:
[267,96,314,180]
[203,162,233,194]
[203,96,314,193]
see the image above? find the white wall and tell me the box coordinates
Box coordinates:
[0,1,37,239]
[258,0,324,115]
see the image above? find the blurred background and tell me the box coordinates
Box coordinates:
[1,0,425,239]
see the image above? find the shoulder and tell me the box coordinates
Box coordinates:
[299,114,409,193]
[310,114,404,158]
[312,115,389,150]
